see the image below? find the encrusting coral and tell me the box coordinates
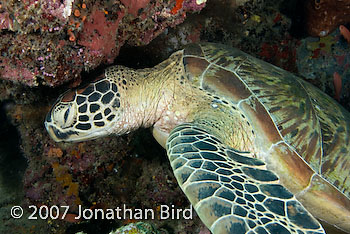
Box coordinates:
[305,0,350,37]
[0,0,206,87]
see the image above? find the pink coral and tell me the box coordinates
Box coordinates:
[183,0,206,12]
[120,0,151,17]
[78,8,124,64]
[0,58,38,86]
[0,0,206,87]
[41,0,73,23]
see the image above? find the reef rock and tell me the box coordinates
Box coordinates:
[305,0,350,37]
[0,0,206,87]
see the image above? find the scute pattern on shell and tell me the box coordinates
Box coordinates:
[190,43,350,199]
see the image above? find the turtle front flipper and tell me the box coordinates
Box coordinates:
[166,123,325,234]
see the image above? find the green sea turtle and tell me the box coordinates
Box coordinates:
[45,43,350,234]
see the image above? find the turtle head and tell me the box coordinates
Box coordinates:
[45,73,124,142]
[45,60,182,142]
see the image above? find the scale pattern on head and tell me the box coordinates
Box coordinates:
[45,67,126,142]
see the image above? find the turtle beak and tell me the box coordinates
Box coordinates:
[45,124,61,142]
[44,107,61,142]
[45,108,53,124]
[44,110,77,143]
[45,123,80,142]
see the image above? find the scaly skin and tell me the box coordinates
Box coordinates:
[45,50,255,152]
[45,43,350,233]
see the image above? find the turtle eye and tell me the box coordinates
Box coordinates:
[52,103,76,129]
[314,0,322,6]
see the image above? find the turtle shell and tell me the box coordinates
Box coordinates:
[183,43,350,231]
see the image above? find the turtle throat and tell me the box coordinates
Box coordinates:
[117,51,192,141]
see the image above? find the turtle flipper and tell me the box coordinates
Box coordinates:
[166,123,325,234]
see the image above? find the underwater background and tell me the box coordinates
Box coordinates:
[0,0,349,233]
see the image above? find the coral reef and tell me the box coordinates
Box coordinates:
[1,0,350,233]
[75,221,161,234]
[108,221,159,234]
[305,0,350,37]
[296,27,350,107]
[0,0,206,87]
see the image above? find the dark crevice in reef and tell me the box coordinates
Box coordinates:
[280,0,308,39]
[0,100,27,204]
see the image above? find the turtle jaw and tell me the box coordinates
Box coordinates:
[45,107,114,142]
[45,123,76,142]
[44,100,115,142]
[44,104,79,142]
[45,122,110,142]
